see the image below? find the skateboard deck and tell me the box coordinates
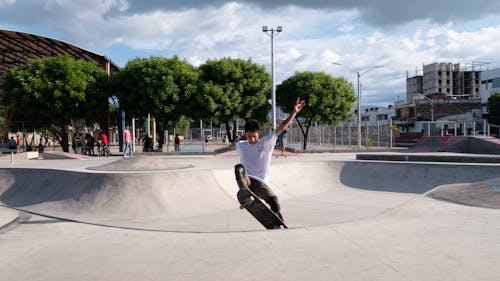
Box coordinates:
[235,165,287,229]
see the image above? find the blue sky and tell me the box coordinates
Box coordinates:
[2,0,500,106]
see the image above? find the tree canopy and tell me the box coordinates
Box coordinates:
[277,71,356,149]
[1,55,108,151]
[487,92,500,125]
[198,57,271,142]
[111,56,199,146]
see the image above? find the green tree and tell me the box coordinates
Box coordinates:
[1,55,108,152]
[111,56,198,148]
[487,92,500,125]
[198,57,271,142]
[277,71,356,150]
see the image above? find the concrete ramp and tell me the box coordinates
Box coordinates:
[0,169,244,232]
[1,160,499,232]
[426,178,500,209]
[408,136,500,154]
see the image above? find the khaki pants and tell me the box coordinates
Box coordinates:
[234,164,282,219]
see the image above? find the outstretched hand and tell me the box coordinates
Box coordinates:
[274,97,306,137]
[293,97,306,114]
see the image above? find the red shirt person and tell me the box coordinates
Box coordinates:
[100,132,108,145]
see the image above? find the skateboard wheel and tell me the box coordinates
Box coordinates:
[239,196,255,209]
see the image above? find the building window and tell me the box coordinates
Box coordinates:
[493,78,500,88]
[409,108,415,117]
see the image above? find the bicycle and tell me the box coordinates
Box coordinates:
[101,143,111,157]
[97,140,110,157]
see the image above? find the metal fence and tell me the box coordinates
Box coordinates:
[3,119,499,153]
[286,122,394,149]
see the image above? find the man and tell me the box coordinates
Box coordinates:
[123,126,133,158]
[174,134,181,152]
[276,129,288,157]
[100,131,108,146]
[8,136,17,151]
[233,97,305,221]
[98,131,110,157]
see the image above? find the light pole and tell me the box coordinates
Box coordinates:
[332,62,383,148]
[263,25,282,130]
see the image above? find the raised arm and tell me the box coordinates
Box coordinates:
[275,97,306,137]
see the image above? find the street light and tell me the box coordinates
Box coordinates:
[332,62,383,148]
[263,25,282,130]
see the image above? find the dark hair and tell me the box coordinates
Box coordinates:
[244,119,261,132]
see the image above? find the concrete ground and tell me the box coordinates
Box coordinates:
[0,152,499,281]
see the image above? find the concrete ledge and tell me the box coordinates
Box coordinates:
[356,153,500,163]
[288,147,405,153]
[0,151,39,160]
[26,151,39,159]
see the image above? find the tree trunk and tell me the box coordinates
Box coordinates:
[60,128,69,152]
[225,121,233,143]
[232,120,238,142]
[296,118,311,150]
[3,107,15,139]
[303,124,310,150]
[157,122,165,151]
[49,124,70,152]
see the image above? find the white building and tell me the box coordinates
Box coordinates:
[352,106,396,126]
[480,67,500,115]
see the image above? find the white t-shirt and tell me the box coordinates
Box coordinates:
[236,132,276,184]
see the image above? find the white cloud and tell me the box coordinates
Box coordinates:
[2,1,500,105]
[338,24,354,33]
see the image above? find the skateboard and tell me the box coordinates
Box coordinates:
[235,165,287,229]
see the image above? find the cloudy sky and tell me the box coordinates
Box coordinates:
[2,0,500,106]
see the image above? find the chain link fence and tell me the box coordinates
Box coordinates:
[286,122,394,150]
[3,119,498,153]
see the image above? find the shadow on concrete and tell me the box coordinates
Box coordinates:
[0,169,106,207]
[0,160,499,232]
[338,161,500,194]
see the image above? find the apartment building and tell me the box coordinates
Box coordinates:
[394,62,484,136]
[480,67,500,115]
[406,75,423,103]
[400,62,482,121]
[421,62,481,99]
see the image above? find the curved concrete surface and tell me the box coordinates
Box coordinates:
[2,154,500,281]
[87,156,194,171]
[1,160,499,232]
[426,178,500,209]
[0,205,21,233]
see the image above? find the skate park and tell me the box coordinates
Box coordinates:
[1,147,500,280]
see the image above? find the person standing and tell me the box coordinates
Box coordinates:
[38,136,45,154]
[99,131,110,157]
[123,126,133,158]
[174,134,181,152]
[75,133,83,154]
[276,129,288,157]
[8,136,17,152]
[233,98,305,222]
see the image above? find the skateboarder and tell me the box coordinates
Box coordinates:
[233,97,305,222]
